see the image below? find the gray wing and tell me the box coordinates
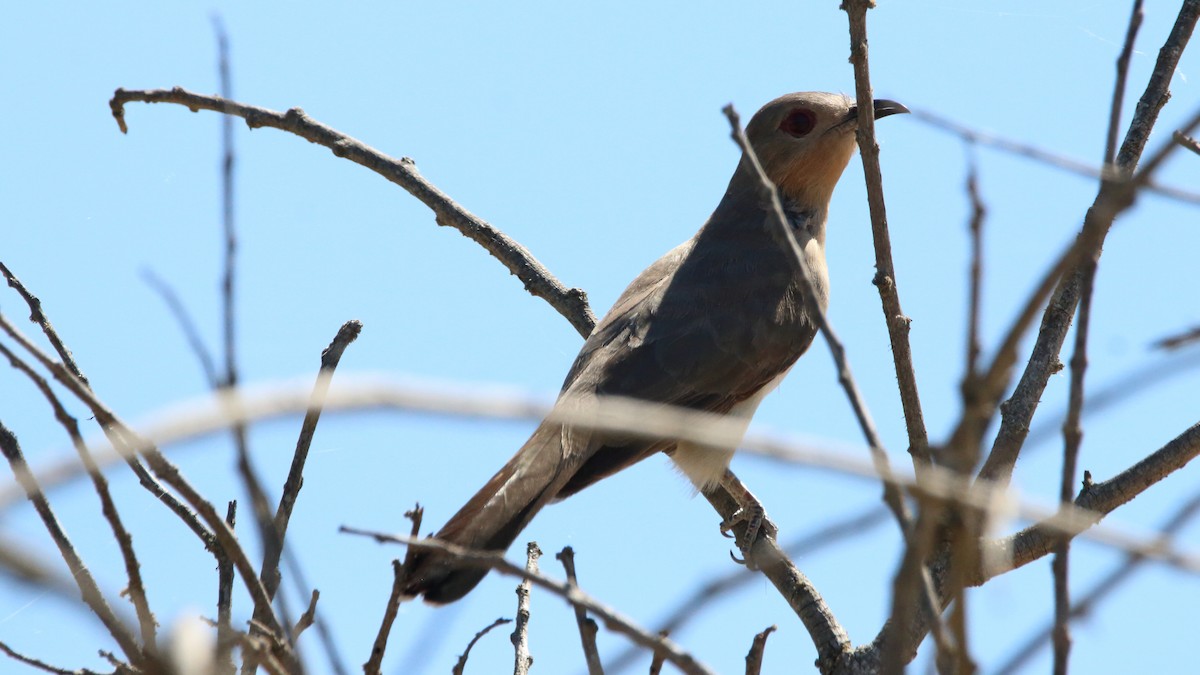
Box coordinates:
[555,229,817,497]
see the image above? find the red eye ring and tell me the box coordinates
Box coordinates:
[779,109,817,137]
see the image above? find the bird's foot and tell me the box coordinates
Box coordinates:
[720,502,765,567]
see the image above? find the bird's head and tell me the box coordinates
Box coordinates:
[744,92,909,207]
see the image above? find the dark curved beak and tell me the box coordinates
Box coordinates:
[871,99,910,119]
[843,98,911,123]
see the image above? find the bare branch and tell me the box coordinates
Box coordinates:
[982,420,1200,583]
[0,640,105,675]
[1051,261,1096,674]
[964,162,986,384]
[1175,129,1200,155]
[0,342,159,650]
[108,87,597,338]
[341,528,717,675]
[0,265,218,552]
[294,590,320,637]
[1104,0,1145,166]
[0,312,288,644]
[452,617,512,675]
[511,542,541,675]
[842,0,929,466]
[0,422,147,668]
[557,547,604,675]
[364,507,421,675]
[995,488,1200,674]
[214,15,237,393]
[1153,324,1200,350]
[141,269,220,388]
[985,0,1200,482]
[216,500,238,675]
[258,319,362,631]
[908,109,1200,204]
[698,470,851,669]
[0,262,89,386]
[739,624,777,672]
[607,506,886,674]
[744,625,776,675]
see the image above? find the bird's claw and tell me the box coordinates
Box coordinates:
[719,505,765,569]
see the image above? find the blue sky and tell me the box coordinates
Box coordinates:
[2,2,1198,673]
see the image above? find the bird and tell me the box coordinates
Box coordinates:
[402,92,908,603]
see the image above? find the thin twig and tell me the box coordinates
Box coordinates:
[854,410,1200,668]
[1105,0,1145,166]
[0,342,159,651]
[842,0,929,467]
[0,262,88,385]
[0,265,218,552]
[1026,349,1200,446]
[264,319,362,598]
[939,162,990,674]
[249,320,363,666]
[842,3,950,671]
[0,533,82,603]
[141,269,220,387]
[294,590,319,637]
[974,98,1200,478]
[1176,130,1200,155]
[214,15,237,395]
[341,528,717,675]
[744,625,775,675]
[511,542,541,675]
[452,617,512,675]
[1153,325,1200,350]
[0,314,289,646]
[964,162,986,386]
[364,507,421,675]
[0,641,104,675]
[1048,9,1146,651]
[1052,253,1100,673]
[979,420,1200,584]
[908,109,1200,204]
[995,488,1200,675]
[0,422,147,669]
[557,547,604,675]
[281,542,351,675]
[108,87,597,338]
[216,500,238,675]
[364,561,405,675]
[978,0,1200,487]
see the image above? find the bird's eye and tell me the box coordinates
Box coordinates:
[779,109,817,137]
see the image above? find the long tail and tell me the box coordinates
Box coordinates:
[401,422,568,603]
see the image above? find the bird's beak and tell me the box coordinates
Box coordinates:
[871,99,910,119]
[843,98,911,124]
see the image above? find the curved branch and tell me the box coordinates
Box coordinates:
[109,87,597,338]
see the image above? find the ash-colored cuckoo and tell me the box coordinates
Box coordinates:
[402,92,908,603]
